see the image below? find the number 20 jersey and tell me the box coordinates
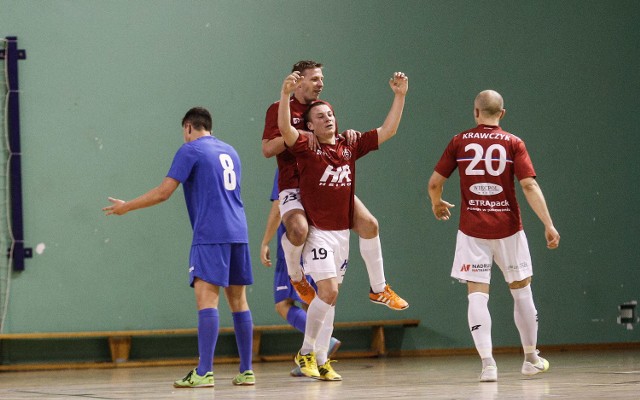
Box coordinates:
[434,124,536,240]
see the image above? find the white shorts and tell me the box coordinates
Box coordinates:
[278,188,305,217]
[450,230,533,284]
[302,227,349,284]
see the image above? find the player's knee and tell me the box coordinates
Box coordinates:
[508,277,531,289]
[318,287,339,305]
[354,214,379,238]
[287,225,308,246]
[283,215,308,245]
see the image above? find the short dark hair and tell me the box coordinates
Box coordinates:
[292,60,323,73]
[182,107,212,131]
[303,100,333,127]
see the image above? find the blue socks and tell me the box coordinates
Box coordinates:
[196,308,253,374]
[233,310,253,372]
[286,305,307,333]
[196,308,219,376]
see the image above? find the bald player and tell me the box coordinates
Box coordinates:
[428,90,560,382]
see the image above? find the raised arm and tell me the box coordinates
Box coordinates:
[277,72,303,148]
[376,72,409,145]
[519,177,560,249]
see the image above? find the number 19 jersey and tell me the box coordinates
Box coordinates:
[434,124,536,239]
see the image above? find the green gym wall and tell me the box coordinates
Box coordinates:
[0,0,638,361]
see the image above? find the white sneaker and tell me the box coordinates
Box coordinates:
[522,352,550,376]
[480,365,498,382]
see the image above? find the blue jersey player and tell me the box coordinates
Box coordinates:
[103,107,255,388]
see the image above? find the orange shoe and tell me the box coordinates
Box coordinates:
[291,277,316,304]
[369,284,409,310]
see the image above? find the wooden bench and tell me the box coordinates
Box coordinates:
[0,319,419,371]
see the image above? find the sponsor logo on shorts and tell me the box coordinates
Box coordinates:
[340,260,348,272]
[507,261,530,271]
[189,266,195,272]
[460,263,491,272]
[276,285,288,291]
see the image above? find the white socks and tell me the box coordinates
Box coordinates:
[468,292,493,360]
[511,285,539,359]
[360,236,386,293]
[314,305,335,366]
[300,297,331,355]
[469,286,539,366]
[281,233,304,282]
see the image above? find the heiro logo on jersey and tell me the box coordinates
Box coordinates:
[470,183,503,196]
[320,165,352,187]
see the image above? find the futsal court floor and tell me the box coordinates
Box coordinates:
[0,348,638,399]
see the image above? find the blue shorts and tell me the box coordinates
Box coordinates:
[189,243,253,288]
[273,258,316,304]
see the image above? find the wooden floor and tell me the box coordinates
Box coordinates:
[0,349,639,399]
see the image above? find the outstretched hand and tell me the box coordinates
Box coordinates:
[389,72,408,95]
[102,197,127,216]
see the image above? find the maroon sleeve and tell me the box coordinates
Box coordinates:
[289,133,310,154]
[354,129,380,159]
[513,139,536,180]
[434,136,459,178]
[262,102,281,141]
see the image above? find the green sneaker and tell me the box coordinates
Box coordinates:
[173,368,214,388]
[295,351,320,378]
[318,359,342,381]
[232,370,256,386]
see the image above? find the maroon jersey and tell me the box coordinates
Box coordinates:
[289,129,379,230]
[434,124,536,239]
[263,96,308,191]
